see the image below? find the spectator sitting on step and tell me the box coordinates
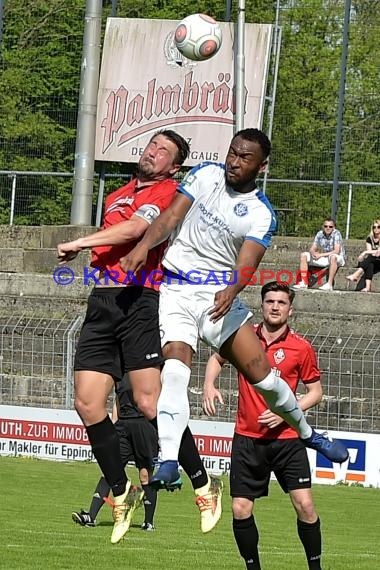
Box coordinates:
[293,218,345,291]
[346,219,380,293]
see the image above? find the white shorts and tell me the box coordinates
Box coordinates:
[159,279,252,352]
[304,252,345,268]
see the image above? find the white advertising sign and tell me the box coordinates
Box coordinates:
[95,18,273,166]
[1,406,378,488]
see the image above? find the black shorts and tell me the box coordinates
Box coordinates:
[115,418,158,470]
[74,287,163,378]
[230,433,311,500]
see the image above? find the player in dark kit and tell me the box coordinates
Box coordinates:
[204,282,327,570]
[72,376,158,531]
[57,130,223,543]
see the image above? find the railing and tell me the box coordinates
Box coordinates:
[0,170,379,239]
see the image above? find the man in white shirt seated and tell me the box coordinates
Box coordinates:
[293,218,345,291]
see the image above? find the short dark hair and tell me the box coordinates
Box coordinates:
[233,128,271,159]
[261,281,295,304]
[324,217,336,226]
[151,129,190,165]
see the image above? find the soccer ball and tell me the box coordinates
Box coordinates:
[174,14,222,62]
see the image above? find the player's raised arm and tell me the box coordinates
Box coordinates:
[120,192,192,274]
[57,216,150,264]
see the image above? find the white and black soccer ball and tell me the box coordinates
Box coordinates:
[174,13,222,62]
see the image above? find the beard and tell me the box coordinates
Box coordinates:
[137,158,155,179]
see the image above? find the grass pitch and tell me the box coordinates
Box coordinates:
[1,456,379,569]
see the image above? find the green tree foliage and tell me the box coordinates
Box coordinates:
[263,1,380,236]
[0,1,84,223]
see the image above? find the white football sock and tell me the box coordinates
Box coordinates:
[157,359,191,461]
[254,371,312,439]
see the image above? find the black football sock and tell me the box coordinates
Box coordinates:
[178,426,208,490]
[86,416,128,497]
[142,484,157,525]
[150,418,208,490]
[233,516,261,570]
[88,476,110,520]
[297,518,322,570]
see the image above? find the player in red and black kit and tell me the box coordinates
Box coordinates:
[203,282,325,570]
[72,375,159,531]
[57,131,219,544]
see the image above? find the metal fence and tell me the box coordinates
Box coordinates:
[1,313,379,434]
[1,169,379,239]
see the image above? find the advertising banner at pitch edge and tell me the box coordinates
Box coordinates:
[0,405,378,488]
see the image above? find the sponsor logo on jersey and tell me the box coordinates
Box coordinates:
[198,202,233,235]
[106,197,135,213]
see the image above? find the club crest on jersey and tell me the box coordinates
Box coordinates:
[234,203,248,217]
[273,349,285,364]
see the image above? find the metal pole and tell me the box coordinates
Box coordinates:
[70,0,103,225]
[262,0,282,195]
[9,174,16,226]
[0,0,4,47]
[111,0,118,16]
[235,0,246,132]
[95,0,118,226]
[345,182,353,239]
[95,163,106,227]
[262,24,282,195]
[225,0,233,22]
[331,0,351,221]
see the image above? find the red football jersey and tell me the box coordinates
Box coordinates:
[91,178,178,289]
[235,324,320,439]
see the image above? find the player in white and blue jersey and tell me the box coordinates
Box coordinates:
[121,128,348,496]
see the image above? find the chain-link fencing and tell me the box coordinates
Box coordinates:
[1,313,379,434]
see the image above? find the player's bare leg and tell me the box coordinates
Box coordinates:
[128,367,162,421]
[74,371,131,543]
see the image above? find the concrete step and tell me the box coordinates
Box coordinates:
[0,249,378,291]
[0,248,91,274]
[0,273,89,300]
[0,274,377,337]
[0,226,363,250]
[0,225,95,249]
[271,235,364,252]
[252,262,380,292]
[0,272,377,314]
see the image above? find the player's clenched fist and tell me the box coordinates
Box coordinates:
[120,243,149,274]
